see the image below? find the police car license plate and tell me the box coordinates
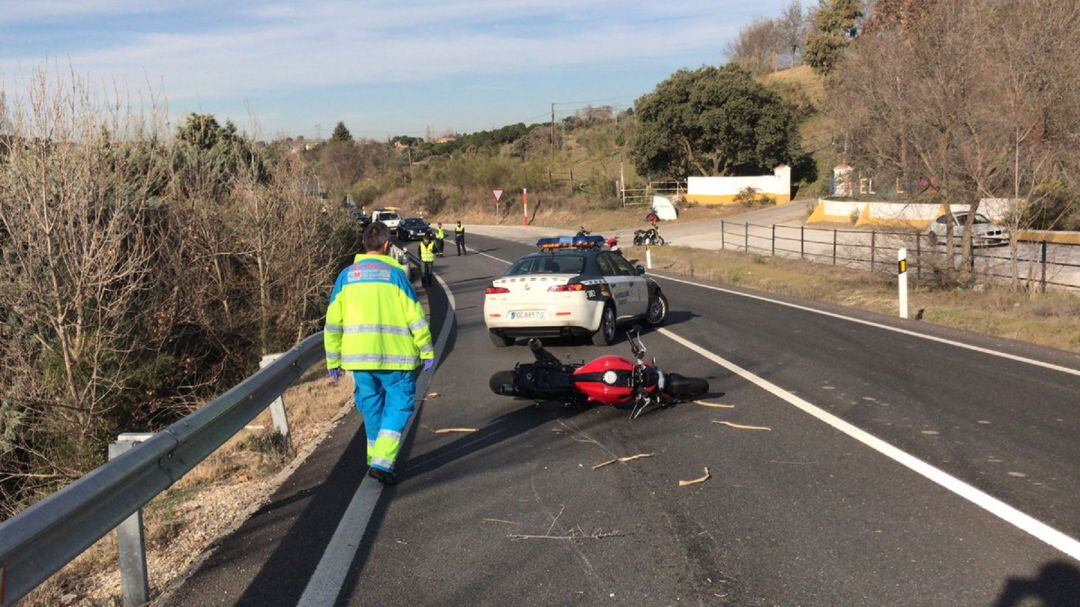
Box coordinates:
[509,310,546,320]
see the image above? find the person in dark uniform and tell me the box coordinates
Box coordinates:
[454,221,466,256]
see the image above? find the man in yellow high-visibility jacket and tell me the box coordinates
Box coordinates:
[454,221,466,256]
[325,221,434,485]
[434,223,446,257]
[418,233,436,287]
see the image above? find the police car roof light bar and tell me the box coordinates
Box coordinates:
[536,235,605,250]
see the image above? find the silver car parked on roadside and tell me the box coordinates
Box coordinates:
[927,212,1009,247]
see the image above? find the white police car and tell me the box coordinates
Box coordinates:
[483,236,668,347]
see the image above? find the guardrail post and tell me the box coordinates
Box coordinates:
[871,230,877,270]
[916,234,922,283]
[109,435,154,607]
[259,354,291,446]
[800,226,805,260]
[1040,241,1048,293]
[720,220,725,250]
[771,224,775,256]
[744,222,749,252]
[833,230,837,265]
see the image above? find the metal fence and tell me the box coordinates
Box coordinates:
[0,247,420,607]
[713,221,1080,292]
[620,181,687,206]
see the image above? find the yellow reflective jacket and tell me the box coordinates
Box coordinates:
[419,241,436,262]
[435,227,445,239]
[324,254,433,371]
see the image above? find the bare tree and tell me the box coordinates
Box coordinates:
[0,70,165,510]
[727,19,784,75]
[0,69,360,515]
[779,0,807,68]
[829,0,1079,285]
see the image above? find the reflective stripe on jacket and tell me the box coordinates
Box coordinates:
[324,254,434,371]
[419,241,436,262]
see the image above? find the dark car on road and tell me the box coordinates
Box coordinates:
[396,217,433,241]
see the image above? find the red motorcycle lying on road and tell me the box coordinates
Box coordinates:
[489,331,709,419]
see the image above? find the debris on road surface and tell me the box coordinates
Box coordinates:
[425,392,441,400]
[482,518,521,525]
[679,467,710,487]
[591,453,655,470]
[713,420,772,431]
[508,527,626,541]
[433,427,478,434]
[694,400,735,409]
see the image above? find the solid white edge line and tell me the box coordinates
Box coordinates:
[650,271,1080,377]
[469,239,1080,561]
[296,272,457,607]
[658,327,1080,562]
[473,240,1078,377]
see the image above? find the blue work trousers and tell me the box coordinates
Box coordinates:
[353,370,416,472]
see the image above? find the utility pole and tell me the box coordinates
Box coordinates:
[619,160,626,206]
[549,102,556,186]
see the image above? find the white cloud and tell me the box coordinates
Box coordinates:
[1,0,746,101]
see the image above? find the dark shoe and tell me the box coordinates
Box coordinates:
[368,466,398,485]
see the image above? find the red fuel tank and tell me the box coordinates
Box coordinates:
[572,356,636,405]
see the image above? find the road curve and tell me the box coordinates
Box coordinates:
[169,232,1080,606]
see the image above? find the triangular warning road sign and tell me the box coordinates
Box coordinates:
[492,189,504,202]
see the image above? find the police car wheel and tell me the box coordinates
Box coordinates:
[645,291,668,326]
[489,330,515,348]
[591,304,616,346]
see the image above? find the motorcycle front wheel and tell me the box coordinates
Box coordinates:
[489,370,517,395]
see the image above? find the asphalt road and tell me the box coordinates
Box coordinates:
[171,232,1080,606]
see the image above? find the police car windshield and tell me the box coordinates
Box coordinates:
[379,212,399,220]
[507,255,586,276]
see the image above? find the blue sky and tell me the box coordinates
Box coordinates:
[1,1,791,138]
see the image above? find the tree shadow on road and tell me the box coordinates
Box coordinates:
[992,561,1080,607]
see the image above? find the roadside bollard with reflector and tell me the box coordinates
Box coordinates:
[898,247,909,319]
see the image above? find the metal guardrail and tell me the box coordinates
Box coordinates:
[0,246,421,606]
[0,334,325,606]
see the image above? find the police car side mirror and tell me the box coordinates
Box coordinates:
[635,265,646,275]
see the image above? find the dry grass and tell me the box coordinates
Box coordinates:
[634,245,1080,353]
[762,66,825,105]
[22,373,355,606]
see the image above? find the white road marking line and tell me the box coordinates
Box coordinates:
[472,240,1078,377]
[297,272,456,606]
[468,247,511,266]
[659,327,1080,561]
[650,272,1080,377]
[469,239,1080,559]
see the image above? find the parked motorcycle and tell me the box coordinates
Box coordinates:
[576,226,592,237]
[489,331,709,419]
[633,227,665,246]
